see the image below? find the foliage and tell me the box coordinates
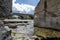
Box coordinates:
[11,17,17,19]
[18,16,22,19]
[25,16,31,19]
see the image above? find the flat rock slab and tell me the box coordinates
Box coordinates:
[34,27,60,37]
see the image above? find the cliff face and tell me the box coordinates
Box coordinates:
[34,0,60,30]
[0,0,12,18]
[0,0,12,40]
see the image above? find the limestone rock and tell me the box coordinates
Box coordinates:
[0,0,12,19]
[34,0,60,30]
[0,21,11,40]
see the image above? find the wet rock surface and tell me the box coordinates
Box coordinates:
[11,20,34,40]
[34,27,60,37]
[0,20,11,40]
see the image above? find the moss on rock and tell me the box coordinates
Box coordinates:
[34,27,60,37]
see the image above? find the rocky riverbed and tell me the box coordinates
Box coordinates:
[9,20,35,40]
[0,20,12,40]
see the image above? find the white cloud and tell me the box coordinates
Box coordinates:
[12,0,35,14]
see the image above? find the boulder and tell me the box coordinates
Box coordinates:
[0,20,12,40]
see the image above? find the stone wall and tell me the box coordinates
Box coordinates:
[34,0,60,30]
[0,0,12,18]
[0,0,12,40]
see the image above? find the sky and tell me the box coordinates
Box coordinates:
[12,0,40,14]
[16,0,40,6]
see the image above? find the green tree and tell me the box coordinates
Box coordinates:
[26,16,31,19]
[18,16,22,19]
[11,17,17,19]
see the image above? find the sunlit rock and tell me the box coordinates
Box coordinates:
[34,0,60,30]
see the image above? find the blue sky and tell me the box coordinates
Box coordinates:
[16,0,40,6]
[12,0,40,14]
